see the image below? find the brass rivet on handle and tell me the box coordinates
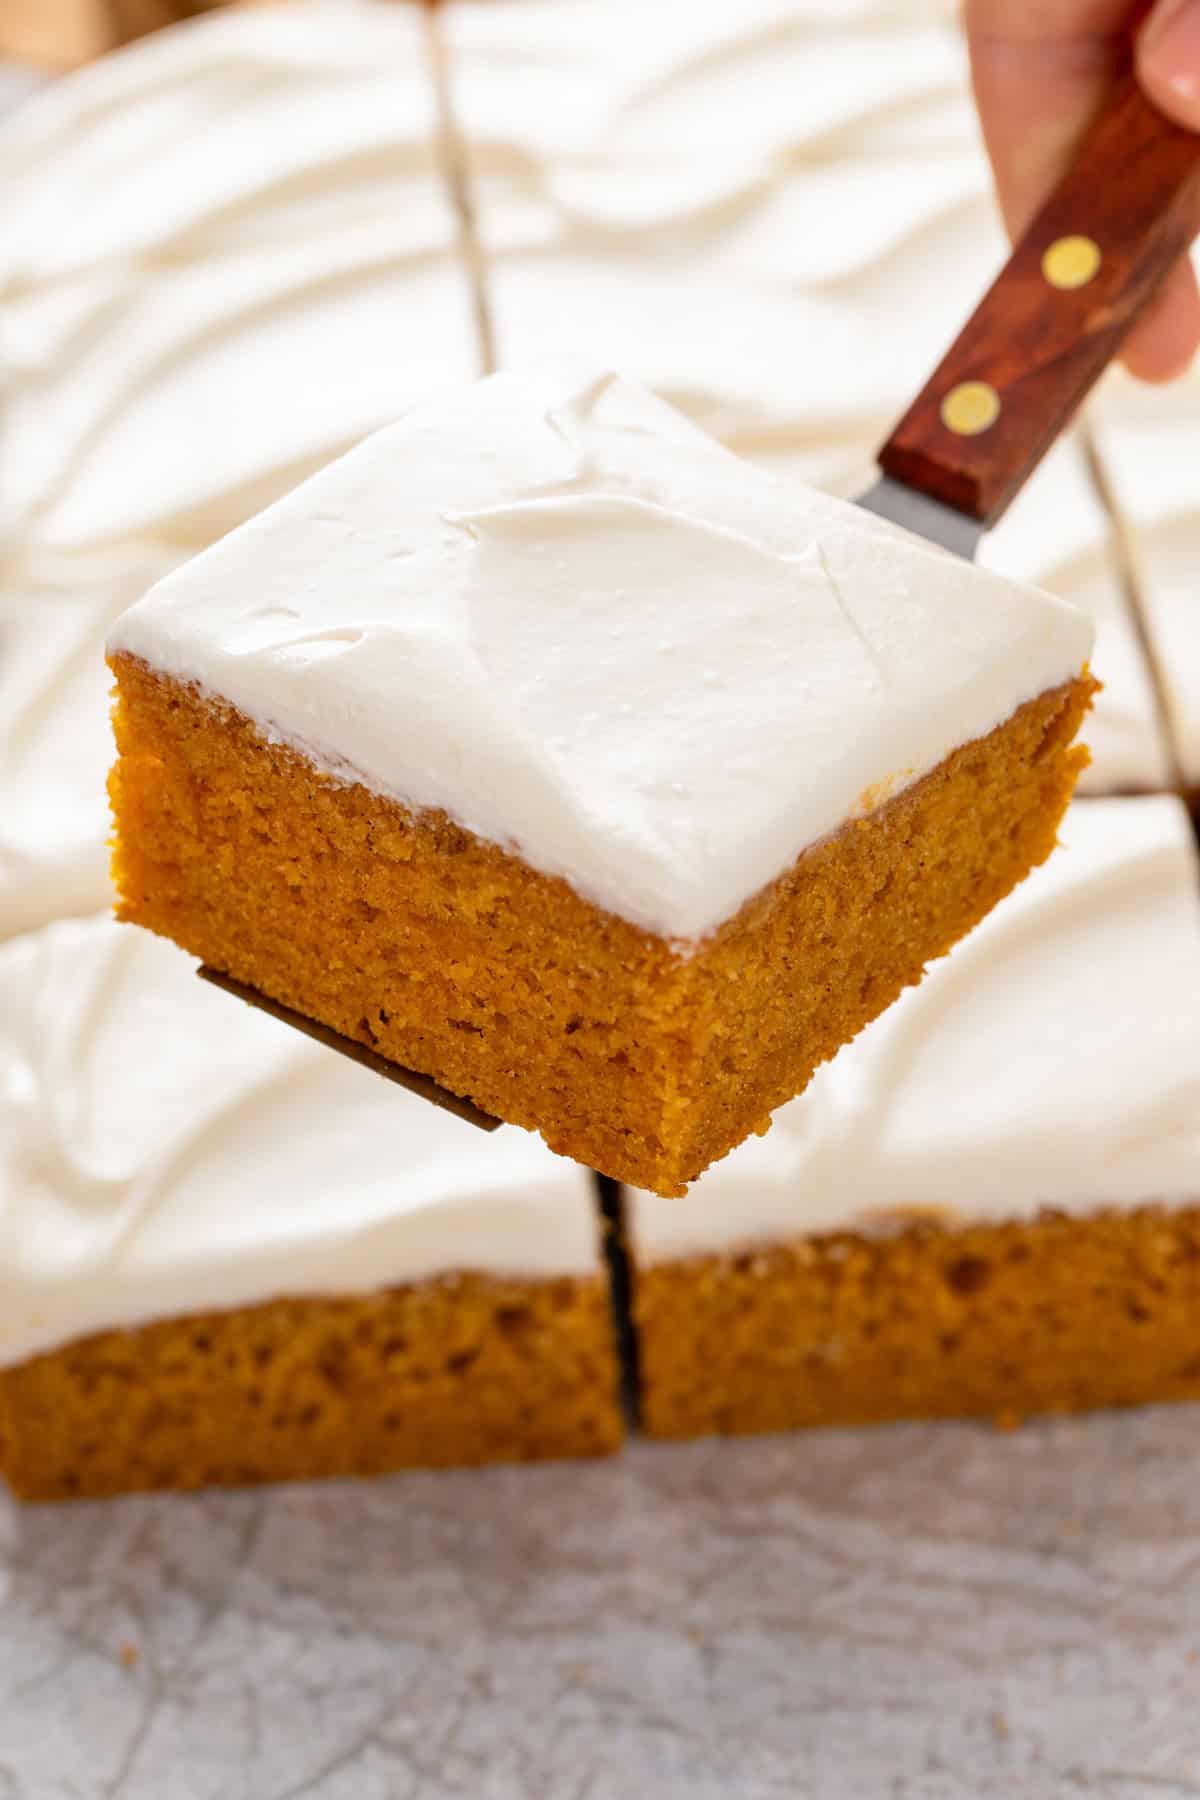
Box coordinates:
[1041,234,1102,290]
[940,380,1001,437]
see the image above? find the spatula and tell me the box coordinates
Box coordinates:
[861,76,1200,559]
[200,74,1200,1130]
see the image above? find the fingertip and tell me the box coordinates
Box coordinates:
[1138,0,1200,132]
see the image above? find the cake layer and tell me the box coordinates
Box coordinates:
[634,1208,1200,1437]
[0,1,476,556]
[108,655,1092,1193]
[630,797,1200,1258]
[108,365,1093,943]
[0,914,606,1367]
[628,795,1200,1430]
[0,1272,620,1500]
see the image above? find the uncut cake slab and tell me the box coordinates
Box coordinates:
[108,363,1094,1194]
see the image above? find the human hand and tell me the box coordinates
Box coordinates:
[966,0,1200,380]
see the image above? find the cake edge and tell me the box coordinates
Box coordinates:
[0,1267,624,1501]
[630,1204,1200,1436]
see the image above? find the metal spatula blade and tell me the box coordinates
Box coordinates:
[197,965,502,1132]
[856,476,985,563]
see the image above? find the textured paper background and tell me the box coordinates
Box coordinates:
[2,1411,1199,1797]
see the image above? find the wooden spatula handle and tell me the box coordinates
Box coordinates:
[878,77,1200,526]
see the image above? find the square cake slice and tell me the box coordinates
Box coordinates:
[0,916,621,1500]
[107,365,1095,1194]
[629,796,1200,1435]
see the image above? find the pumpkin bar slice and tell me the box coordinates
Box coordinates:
[0,915,620,1500]
[107,365,1095,1195]
[627,796,1200,1434]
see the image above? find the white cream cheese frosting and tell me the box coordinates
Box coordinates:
[978,437,1171,794]
[441,0,1160,795]
[109,363,1093,943]
[630,796,1200,1262]
[444,0,994,472]
[0,1,478,557]
[0,548,181,943]
[473,156,1001,487]
[0,914,601,1369]
[442,0,968,177]
[1091,359,1200,787]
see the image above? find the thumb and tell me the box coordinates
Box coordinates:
[1138,0,1200,129]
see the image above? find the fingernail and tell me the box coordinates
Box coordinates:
[1140,0,1200,123]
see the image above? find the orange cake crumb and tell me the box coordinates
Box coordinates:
[0,1271,622,1502]
[108,653,1095,1195]
[632,1208,1200,1437]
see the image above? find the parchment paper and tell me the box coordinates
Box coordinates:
[1,1411,1198,1798]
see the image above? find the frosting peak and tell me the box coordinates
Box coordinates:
[109,364,1093,941]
